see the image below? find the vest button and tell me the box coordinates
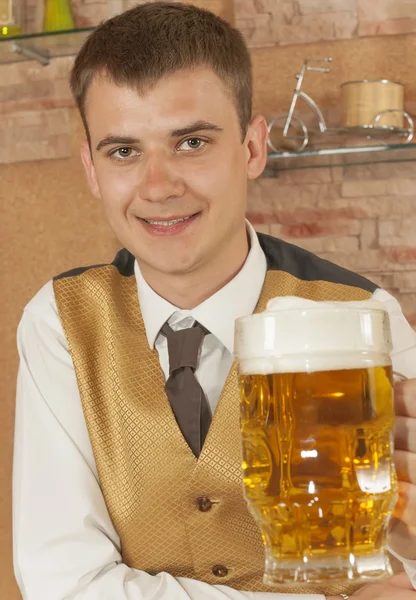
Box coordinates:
[212,564,228,577]
[197,496,213,512]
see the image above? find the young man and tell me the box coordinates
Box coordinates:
[13,3,416,600]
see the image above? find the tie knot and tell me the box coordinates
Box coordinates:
[161,322,207,374]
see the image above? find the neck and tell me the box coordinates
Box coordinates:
[139,229,250,309]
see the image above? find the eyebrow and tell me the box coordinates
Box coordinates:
[168,120,224,138]
[96,136,139,152]
[95,120,223,152]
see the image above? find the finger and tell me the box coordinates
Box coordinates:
[394,449,416,484]
[394,379,416,418]
[389,572,416,590]
[393,480,416,527]
[352,577,416,598]
[389,515,416,560]
[395,415,416,452]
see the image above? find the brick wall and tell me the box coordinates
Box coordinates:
[24,1,140,33]
[235,0,416,47]
[21,0,416,37]
[248,161,416,326]
[23,0,233,33]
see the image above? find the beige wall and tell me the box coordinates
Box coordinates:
[2,1,416,597]
[0,111,119,598]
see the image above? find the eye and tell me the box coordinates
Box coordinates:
[177,138,207,152]
[110,147,138,160]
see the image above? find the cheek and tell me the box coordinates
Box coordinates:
[218,144,247,186]
[214,148,248,203]
[200,145,246,193]
[96,165,137,214]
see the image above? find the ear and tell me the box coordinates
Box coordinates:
[245,114,268,181]
[80,139,101,199]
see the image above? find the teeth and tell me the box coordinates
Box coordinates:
[144,215,192,226]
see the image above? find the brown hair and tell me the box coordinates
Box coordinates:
[70,1,252,143]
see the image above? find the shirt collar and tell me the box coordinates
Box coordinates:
[134,221,267,354]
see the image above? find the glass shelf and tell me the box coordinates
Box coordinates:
[264,142,416,175]
[0,27,94,65]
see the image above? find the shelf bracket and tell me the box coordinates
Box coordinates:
[11,42,50,66]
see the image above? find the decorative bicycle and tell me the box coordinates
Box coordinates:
[267,57,414,153]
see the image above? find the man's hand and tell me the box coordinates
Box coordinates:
[326,573,415,598]
[348,572,415,598]
[389,378,416,559]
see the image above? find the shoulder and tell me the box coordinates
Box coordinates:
[54,248,135,281]
[257,232,378,293]
[17,280,69,366]
[20,249,134,335]
[22,279,58,326]
[373,288,416,375]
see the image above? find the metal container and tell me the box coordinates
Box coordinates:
[341,79,404,129]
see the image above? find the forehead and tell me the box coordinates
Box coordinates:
[84,68,238,135]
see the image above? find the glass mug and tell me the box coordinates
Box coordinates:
[234,297,398,587]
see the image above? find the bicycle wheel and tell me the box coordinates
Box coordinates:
[373,109,414,144]
[267,114,309,153]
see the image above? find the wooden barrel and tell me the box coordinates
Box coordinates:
[341,80,404,128]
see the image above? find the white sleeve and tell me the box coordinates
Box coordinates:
[13,282,324,600]
[372,288,416,587]
[372,288,416,378]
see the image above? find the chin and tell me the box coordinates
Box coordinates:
[162,249,204,274]
[156,260,197,276]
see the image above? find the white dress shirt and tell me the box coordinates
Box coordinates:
[135,223,267,416]
[13,222,416,600]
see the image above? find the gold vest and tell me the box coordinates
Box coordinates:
[53,243,374,596]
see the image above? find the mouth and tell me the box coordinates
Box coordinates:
[137,212,200,236]
[141,215,195,227]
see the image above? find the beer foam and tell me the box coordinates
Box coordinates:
[234,296,392,375]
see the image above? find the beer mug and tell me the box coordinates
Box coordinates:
[234,297,398,586]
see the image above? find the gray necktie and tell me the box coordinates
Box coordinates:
[161,321,212,457]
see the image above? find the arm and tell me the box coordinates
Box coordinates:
[13,282,325,600]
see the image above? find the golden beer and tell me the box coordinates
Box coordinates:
[235,298,397,586]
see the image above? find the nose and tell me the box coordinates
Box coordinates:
[137,153,185,203]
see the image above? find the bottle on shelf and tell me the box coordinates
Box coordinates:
[0,0,24,38]
[43,0,75,32]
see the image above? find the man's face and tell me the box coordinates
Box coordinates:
[81,68,267,279]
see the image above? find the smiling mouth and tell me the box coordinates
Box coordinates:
[140,214,197,227]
